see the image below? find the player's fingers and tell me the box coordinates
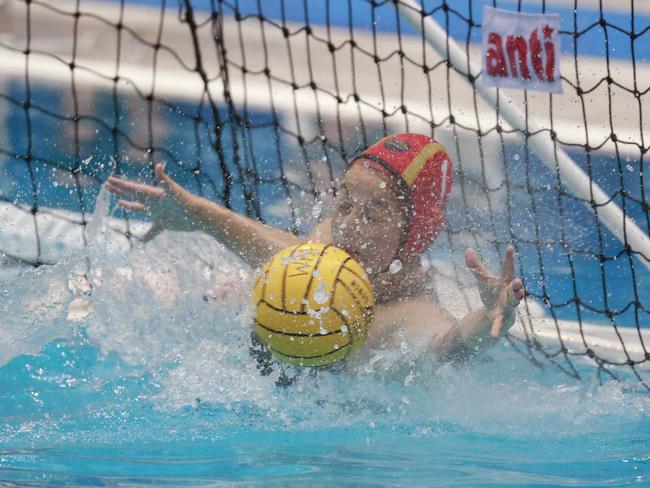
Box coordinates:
[465,248,499,284]
[500,245,515,282]
[490,313,505,338]
[105,180,128,196]
[506,278,525,307]
[465,248,488,276]
[117,200,146,212]
[154,163,185,197]
[510,278,526,302]
[154,163,172,186]
[104,180,131,196]
[106,176,164,200]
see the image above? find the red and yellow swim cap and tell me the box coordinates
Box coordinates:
[352,133,453,259]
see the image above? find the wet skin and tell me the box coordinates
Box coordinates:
[107,162,525,356]
[329,164,409,275]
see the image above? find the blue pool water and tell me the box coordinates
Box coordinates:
[1,218,650,485]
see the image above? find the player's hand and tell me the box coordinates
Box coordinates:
[106,163,197,241]
[464,245,525,338]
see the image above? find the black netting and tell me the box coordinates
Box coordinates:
[0,0,648,387]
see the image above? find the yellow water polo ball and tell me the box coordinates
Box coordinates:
[252,243,375,367]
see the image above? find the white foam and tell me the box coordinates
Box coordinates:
[85,231,252,367]
[0,258,78,365]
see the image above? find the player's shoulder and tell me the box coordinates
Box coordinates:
[366,293,455,352]
[306,217,333,244]
[373,260,434,304]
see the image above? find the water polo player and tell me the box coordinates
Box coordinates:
[106,133,525,360]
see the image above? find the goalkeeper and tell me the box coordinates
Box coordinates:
[106,133,524,360]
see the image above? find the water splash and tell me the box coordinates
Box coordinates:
[0,184,115,366]
[312,280,330,305]
[85,184,112,247]
[1,195,649,450]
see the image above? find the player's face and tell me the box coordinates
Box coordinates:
[330,164,408,274]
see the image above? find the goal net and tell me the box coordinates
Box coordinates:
[1,0,649,387]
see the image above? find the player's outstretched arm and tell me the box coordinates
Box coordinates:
[106,163,302,268]
[374,247,525,361]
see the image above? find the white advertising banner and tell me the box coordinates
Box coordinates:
[481,6,562,93]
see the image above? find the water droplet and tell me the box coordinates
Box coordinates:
[513,154,520,161]
[313,281,330,305]
[389,260,402,274]
[312,202,322,219]
[379,181,386,189]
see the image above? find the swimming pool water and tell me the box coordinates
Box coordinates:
[1,223,649,485]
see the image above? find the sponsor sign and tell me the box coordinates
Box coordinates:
[481,6,562,93]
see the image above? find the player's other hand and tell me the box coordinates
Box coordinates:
[464,245,525,338]
[106,163,198,241]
